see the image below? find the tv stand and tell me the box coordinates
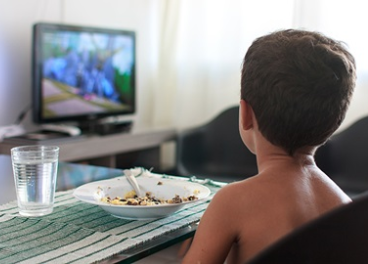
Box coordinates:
[0,127,176,172]
[79,120,133,136]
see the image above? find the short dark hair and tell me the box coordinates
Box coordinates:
[241,29,356,155]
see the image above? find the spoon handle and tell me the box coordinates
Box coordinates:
[124,169,142,197]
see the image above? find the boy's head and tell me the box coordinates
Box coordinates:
[240,29,356,155]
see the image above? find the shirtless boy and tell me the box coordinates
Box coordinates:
[182,29,356,263]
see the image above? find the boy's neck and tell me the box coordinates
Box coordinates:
[256,146,317,174]
[249,124,318,173]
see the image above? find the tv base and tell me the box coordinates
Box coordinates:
[79,120,133,136]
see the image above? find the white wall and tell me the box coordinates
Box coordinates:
[0,0,366,134]
[0,0,62,128]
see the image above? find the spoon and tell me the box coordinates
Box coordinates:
[124,169,142,197]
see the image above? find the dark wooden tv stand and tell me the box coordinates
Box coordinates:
[0,127,176,172]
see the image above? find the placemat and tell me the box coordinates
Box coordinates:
[0,176,224,264]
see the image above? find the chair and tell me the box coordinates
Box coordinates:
[315,116,368,196]
[247,191,368,264]
[176,106,257,182]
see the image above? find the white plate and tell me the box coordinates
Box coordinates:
[73,175,211,220]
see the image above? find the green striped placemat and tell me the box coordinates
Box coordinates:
[0,177,223,264]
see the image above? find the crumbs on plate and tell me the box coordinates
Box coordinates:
[100,190,198,206]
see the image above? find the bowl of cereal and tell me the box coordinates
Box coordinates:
[73,173,211,220]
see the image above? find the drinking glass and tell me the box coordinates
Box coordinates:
[11,145,59,217]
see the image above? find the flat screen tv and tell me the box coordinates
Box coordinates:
[32,22,136,134]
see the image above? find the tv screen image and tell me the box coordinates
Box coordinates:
[32,23,136,127]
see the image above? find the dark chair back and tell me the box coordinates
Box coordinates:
[247,191,368,264]
[315,116,368,195]
[176,106,257,182]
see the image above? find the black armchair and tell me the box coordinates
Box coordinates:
[176,106,257,182]
[247,191,368,264]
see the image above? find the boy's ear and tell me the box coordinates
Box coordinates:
[240,99,254,130]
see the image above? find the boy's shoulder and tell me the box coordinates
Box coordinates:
[211,175,271,211]
[218,174,274,197]
[211,172,301,217]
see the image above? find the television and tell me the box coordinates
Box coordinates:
[32,22,136,135]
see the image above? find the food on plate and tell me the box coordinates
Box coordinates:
[100,190,198,206]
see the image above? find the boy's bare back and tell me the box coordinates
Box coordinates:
[183,137,351,263]
[224,160,350,262]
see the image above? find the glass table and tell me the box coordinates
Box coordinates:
[0,155,223,263]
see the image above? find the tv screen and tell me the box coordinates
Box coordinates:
[32,22,136,129]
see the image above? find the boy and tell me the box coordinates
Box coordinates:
[182,29,356,263]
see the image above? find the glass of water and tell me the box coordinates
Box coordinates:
[11,145,59,217]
